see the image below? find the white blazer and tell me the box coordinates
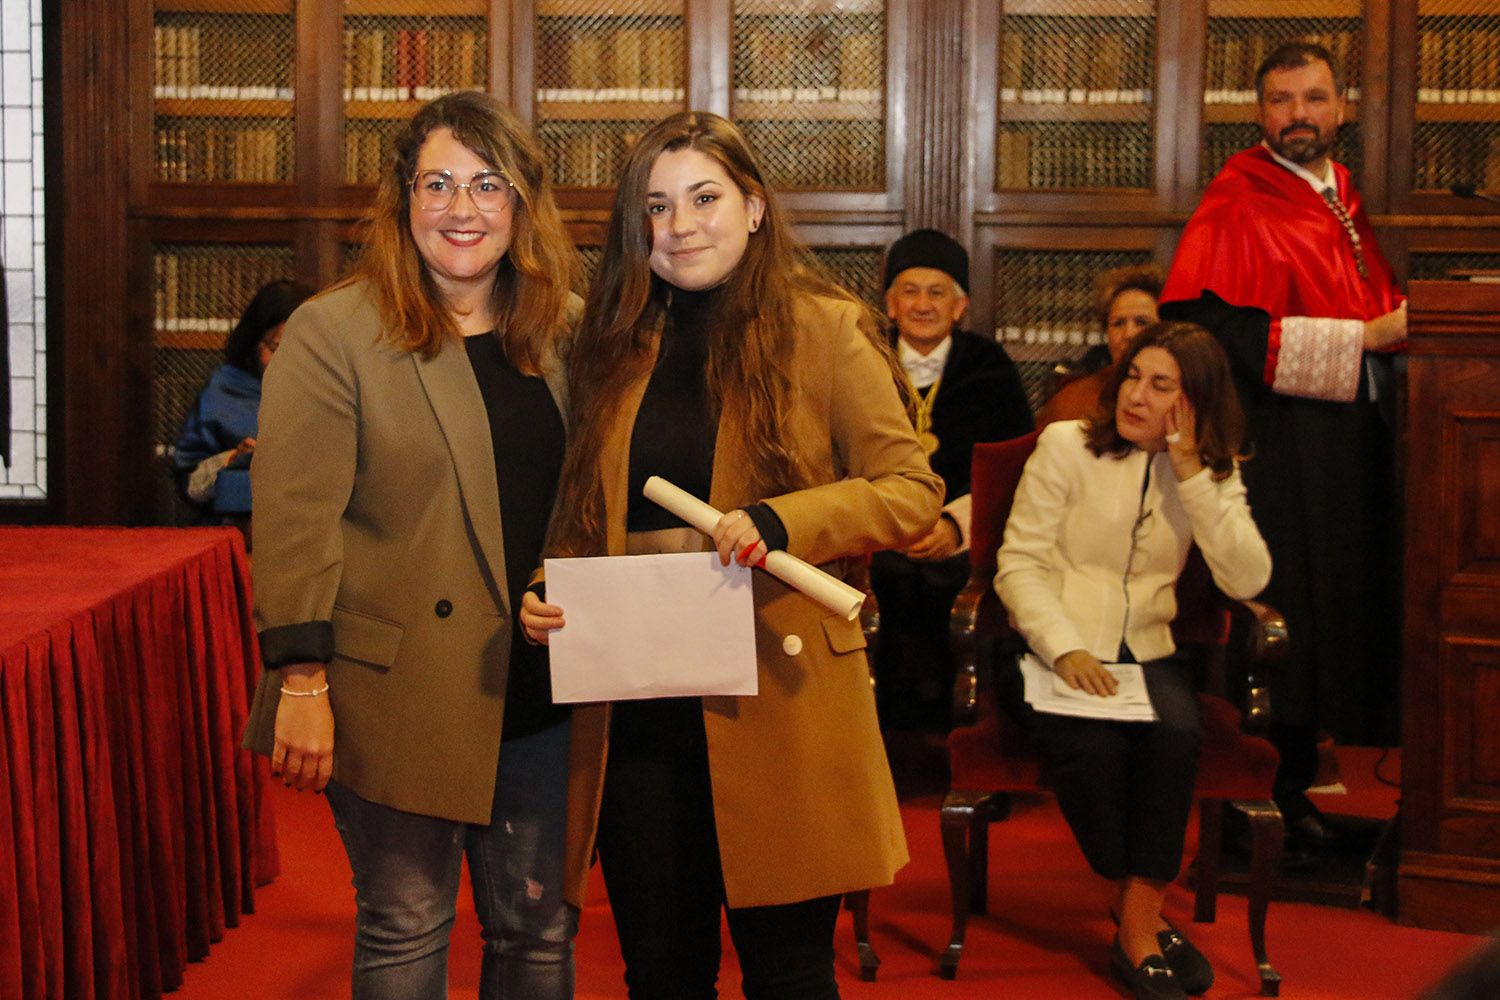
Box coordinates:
[995,420,1271,667]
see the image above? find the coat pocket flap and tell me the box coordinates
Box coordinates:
[331,605,405,667]
[820,612,868,655]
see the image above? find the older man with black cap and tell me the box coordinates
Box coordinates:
[872,228,1033,728]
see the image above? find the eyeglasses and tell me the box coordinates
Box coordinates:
[410,169,515,213]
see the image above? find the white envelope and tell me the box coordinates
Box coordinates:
[544,551,759,702]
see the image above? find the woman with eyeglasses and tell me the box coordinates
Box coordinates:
[242,91,581,1000]
[996,322,1271,1000]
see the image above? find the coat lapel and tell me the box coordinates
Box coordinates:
[412,341,510,615]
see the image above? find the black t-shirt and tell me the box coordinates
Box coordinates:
[463,332,569,740]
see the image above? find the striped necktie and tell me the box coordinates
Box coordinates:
[1321,187,1369,279]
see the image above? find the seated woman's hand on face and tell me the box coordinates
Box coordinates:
[1164,395,1204,482]
[1053,649,1119,697]
[521,589,566,645]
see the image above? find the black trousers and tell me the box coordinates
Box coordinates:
[869,549,969,728]
[1002,655,1202,882]
[596,697,842,1000]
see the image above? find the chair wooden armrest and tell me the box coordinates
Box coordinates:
[1225,597,1288,730]
[948,570,994,724]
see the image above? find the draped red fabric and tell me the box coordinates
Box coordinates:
[0,527,278,1000]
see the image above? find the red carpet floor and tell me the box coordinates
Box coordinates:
[170,746,1482,999]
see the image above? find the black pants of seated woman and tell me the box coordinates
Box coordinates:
[1002,654,1201,882]
[597,697,842,1000]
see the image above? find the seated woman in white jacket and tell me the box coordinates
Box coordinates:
[995,321,1271,1000]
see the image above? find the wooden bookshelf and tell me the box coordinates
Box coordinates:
[155,97,294,117]
[999,101,1153,122]
[41,0,1500,525]
[1416,103,1500,122]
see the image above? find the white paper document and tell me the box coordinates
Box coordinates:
[544,551,759,703]
[1018,653,1158,722]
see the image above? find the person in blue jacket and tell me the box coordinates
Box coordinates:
[174,279,314,513]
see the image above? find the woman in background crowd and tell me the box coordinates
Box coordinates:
[522,110,941,999]
[173,278,313,513]
[243,90,581,1000]
[1038,262,1164,426]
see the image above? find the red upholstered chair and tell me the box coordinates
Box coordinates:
[939,432,1288,997]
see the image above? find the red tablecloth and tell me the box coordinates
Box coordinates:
[0,527,278,1000]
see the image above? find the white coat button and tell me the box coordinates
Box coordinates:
[782,634,803,656]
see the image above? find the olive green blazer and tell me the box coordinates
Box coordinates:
[243,279,575,824]
[560,292,944,909]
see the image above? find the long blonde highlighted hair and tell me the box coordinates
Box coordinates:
[345,90,577,371]
[548,111,896,557]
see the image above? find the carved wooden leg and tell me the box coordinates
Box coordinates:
[1238,799,1284,997]
[844,889,879,981]
[940,789,997,979]
[969,815,990,914]
[1195,798,1223,923]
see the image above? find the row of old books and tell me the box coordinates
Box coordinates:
[998,27,1153,106]
[154,250,294,335]
[1417,26,1500,101]
[734,29,882,99]
[156,124,287,183]
[536,24,683,101]
[1203,29,1359,104]
[154,23,294,100]
[345,125,398,185]
[343,25,486,102]
[996,126,1152,190]
[1412,128,1500,190]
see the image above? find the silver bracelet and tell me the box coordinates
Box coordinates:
[279,683,329,698]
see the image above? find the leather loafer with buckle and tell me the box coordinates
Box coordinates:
[1157,921,1214,995]
[1110,936,1187,1000]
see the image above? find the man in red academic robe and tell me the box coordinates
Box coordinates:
[1160,41,1407,848]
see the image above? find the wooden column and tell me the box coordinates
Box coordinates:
[1399,278,1500,931]
[56,0,142,523]
[903,0,966,240]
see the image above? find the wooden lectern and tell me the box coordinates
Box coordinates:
[1399,278,1500,931]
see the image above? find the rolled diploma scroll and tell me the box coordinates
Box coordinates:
[642,476,866,621]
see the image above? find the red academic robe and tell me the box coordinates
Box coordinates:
[1160,144,1403,746]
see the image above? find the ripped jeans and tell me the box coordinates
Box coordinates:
[325,719,577,1000]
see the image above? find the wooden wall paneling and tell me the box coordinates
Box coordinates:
[1387,0,1419,210]
[904,0,965,234]
[1359,0,1392,212]
[59,0,142,523]
[490,0,513,105]
[301,0,340,205]
[1152,0,1183,210]
[509,0,537,121]
[129,0,156,206]
[1170,0,1205,212]
[690,0,728,113]
[964,0,997,225]
[1400,278,1500,932]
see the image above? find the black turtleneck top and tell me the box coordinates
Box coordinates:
[623,286,788,550]
[626,287,718,532]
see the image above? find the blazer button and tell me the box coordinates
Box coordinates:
[435,599,453,618]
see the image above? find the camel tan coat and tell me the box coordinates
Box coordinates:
[558,293,943,909]
[243,279,575,824]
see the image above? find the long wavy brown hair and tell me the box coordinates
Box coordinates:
[1084,321,1247,481]
[343,90,577,372]
[547,111,896,557]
